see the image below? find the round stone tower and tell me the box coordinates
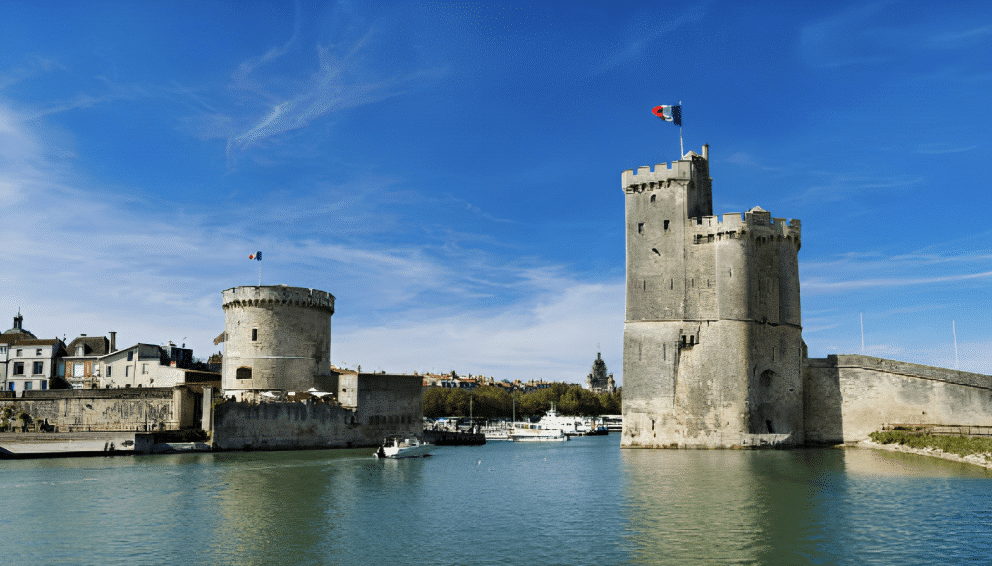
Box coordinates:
[221,285,335,399]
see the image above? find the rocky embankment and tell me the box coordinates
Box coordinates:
[858,438,992,470]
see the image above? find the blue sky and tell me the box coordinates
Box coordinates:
[2,1,990,383]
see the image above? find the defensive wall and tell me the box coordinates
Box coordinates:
[804,355,992,444]
[0,387,207,432]
[212,373,423,450]
[622,148,805,448]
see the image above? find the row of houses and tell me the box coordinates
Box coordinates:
[419,371,554,393]
[0,312,216,395]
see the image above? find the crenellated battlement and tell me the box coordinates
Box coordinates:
[688,207,801,246]
[622,161,693,189]
[222,285,335,313]
[621,147,709,192]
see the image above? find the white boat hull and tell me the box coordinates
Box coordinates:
[507,431,569,442]
[375,437,434,458]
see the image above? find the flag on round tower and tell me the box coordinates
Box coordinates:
[652,105,682,126]
[249,251,262,261]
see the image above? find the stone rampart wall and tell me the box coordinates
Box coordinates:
[212,398,419,450]
[212,373,423,450]
[1,388,181,431]
[804,355,992,444]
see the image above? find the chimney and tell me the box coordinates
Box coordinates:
[702,143,709,160]
[109,331,117,352]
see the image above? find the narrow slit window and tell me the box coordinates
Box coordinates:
[637,222,644,234]
[252,328,258,341]
[664,220,670,230]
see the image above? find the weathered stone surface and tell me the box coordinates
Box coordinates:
[804,355,992,444]
[621,147,992,449]
[221,285,335,397]
[621,147,803,448]
[212,372,422,450]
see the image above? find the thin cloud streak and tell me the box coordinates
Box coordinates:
[803,270,992,293]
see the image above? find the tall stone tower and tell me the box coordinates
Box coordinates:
[621,146,803,448]
[221,285,335,400]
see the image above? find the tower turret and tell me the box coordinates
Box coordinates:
[221,285,335,400]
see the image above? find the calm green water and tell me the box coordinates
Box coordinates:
[3,436,990,565]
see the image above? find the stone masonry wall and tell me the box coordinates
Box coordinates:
[212,373,423,450]
[1,388,180,431]
[804,355,992,444]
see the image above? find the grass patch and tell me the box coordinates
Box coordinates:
[869,430,992,458]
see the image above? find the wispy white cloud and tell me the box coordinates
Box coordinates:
[724,152,783,172]
[0,97,622,383]
[223,28,438,168]
[789,174,923,203]
[931,25,992,45]
[334,279,624,382]
[915,143,979,155]
[802,244,992,296]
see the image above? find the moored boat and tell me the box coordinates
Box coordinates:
[507,422,569,442]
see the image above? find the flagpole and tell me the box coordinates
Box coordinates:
[679,100,684,157]
[953,320,959,370]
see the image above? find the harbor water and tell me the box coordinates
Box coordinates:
[3,435,990,565]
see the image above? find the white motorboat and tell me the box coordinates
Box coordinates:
[507,422,569,442]
[536,404,583,436]
[374,436,434,459]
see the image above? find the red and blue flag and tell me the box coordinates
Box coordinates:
[652,105,681,126]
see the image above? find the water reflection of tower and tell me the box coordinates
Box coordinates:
[221,285,336,400]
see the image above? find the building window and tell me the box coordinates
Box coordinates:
[637,223,644,234]
[236,367,252,380]
[650,194,656,203]
[664,220,670,230]
[36,349,42,356]
[0,346,6,354]
[127,351,134,361]
[13,362,24,375]
[7,383,13,391]
[126,366,130,377]
[41,380,47,390]
[33,361,44,375]
[16,349,22,357]
[74,364,84,377]
[252,328,258,341]
[142,363,148,374]
[107,366,112,377]
[25,381,32,390]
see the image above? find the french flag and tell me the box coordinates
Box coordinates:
[652,105,681,126]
